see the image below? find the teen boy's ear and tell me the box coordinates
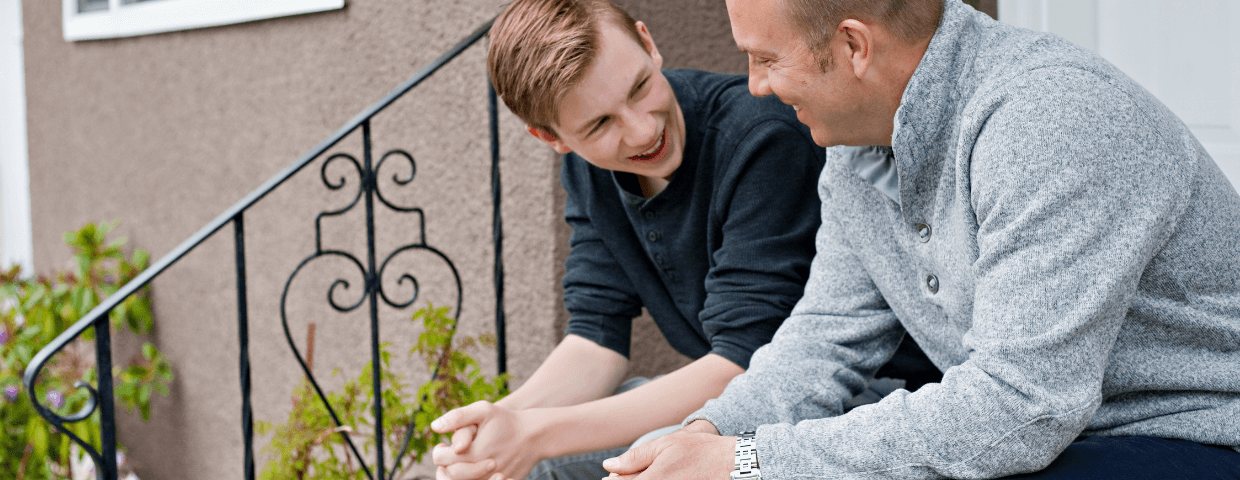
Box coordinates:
[634,21,664,68]
[527,125,573,154]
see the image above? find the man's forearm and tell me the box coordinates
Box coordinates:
[525,353,743,459]
[497,334,629,411]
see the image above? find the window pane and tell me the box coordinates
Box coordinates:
[78,0,108,13]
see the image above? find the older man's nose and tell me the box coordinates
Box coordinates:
[748,65,773,97]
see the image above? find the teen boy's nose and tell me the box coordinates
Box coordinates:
[620,109,659,150]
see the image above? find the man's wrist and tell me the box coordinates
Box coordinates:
[684,419,721,435]
[522,407,563,460]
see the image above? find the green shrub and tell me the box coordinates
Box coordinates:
[256,303,509,479]
[0,220,172,479]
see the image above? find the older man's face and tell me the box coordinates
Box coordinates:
[726,0,867,146]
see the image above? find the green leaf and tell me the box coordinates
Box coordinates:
[133,248,150,269]
[131,299,154,333]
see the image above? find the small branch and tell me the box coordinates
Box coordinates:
[17,444,32,480]
[306,322,317,373]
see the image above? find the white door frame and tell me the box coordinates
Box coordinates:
[998,0,1240,187]
[1,0,34,275]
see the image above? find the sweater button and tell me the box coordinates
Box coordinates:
[916,223,932,242]
[926,274,939,294]
[647,231,661,242]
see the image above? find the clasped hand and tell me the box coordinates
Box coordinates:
[431,401,542,480]
[601,420,734,480]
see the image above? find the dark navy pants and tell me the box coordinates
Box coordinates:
[1005,436,1240,479]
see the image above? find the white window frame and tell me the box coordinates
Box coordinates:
[2,0,34,275]
[63,0,345,41]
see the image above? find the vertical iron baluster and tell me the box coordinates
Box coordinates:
[234,213,255,480]
[362,120,386,479]
[95,317,119,480]
[489,81,506,376]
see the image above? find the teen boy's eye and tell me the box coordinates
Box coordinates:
[634,78,649,95]
[588,116,610,136]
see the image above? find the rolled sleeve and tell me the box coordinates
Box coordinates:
[699,119,824,369]
[562,166,643,358]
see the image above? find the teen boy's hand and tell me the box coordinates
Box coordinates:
[432,400,547,480]
[429,337,743,480]
[601,420,733,480]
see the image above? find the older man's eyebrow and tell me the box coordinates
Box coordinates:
[737,45,776,58]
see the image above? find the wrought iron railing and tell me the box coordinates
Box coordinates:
[23,18,504,480]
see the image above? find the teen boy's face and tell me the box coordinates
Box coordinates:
[530,21,686,181]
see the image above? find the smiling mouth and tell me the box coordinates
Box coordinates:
[630,129,668,161]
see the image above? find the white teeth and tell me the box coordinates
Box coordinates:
[793,105,800,112]
[638,134,664,157]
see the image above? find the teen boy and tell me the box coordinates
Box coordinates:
[429,1,833,480]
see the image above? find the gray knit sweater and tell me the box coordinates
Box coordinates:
[686,0,1240,478]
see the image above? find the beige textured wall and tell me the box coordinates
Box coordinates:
[21,0,745,477]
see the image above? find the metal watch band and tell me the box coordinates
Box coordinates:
[730,431,760,480]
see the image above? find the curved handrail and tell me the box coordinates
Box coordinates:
[23,17,498,480]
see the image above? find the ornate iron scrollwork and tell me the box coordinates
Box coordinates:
[279,121,463,480]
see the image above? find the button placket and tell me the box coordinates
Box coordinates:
[915,223,932,242]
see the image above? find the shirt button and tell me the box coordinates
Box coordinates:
[647,231,661,242]
[644,211,657,220]
[655,254,666,265]
[926,274,939,294]
[916,223,932,242]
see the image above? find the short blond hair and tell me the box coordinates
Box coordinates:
[488,0,643,135]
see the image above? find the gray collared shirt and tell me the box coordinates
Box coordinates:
[848,146,899,205]
[687,0,1240,477]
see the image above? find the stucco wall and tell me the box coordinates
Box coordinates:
[21,0,746,478]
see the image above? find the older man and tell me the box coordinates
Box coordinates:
[602,0,1240,478]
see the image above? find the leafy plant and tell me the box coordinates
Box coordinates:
[256,303,509,480]
[0,220,172,480]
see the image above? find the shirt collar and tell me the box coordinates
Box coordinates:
[890,0,985,208]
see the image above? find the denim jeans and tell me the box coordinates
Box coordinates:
[526,377,678,480]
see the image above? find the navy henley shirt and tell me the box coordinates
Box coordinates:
[561,70,825,369]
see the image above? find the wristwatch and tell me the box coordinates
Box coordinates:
[730,431,761,480]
